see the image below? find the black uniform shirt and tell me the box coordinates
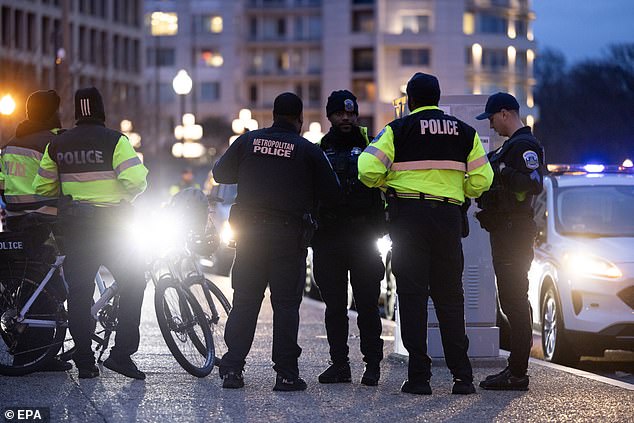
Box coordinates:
[487,126,544,214]
[212,120,340,218]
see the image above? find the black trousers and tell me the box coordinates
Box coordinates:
[220,221,306,379]
[389,199,473,383]
[61,216,147,367]
[312,226,384,365]
[490,216,536,377]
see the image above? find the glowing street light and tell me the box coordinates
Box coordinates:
[0,94,16,116]
[230,108,258,145]
[172,113,205,159]
[120,119,142,162]
[172,69,192,96]
[303,121,324,143]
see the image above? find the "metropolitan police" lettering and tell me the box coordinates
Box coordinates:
[420,119,459,136]
[252,138,295,158]
[56,150,105,165]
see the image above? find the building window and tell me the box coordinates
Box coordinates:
[308,15,321,39]
[400,48,430,66]
[463,12,475,35]
[308,82,320,105]
[352,79,376,102]
[196,48,224,67]
[249,84,258,103]
[477,13,507,34]
[401,15,430,34]
[481,48,508,70]
[159,83,175,103]
[516,49,527,72]
[193,15,223,34]
[147,47,175,67]
[200,82,220,102]
[352,48,374,72]
[277,18,286,37]
[352,10,374,33]
[515,19,528,38]
[148,12,178,36]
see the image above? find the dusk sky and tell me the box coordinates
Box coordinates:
[532,0,634,64]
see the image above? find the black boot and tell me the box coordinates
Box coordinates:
[318,361,351,384]
[360,362,380,386]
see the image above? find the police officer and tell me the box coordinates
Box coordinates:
[169,167,200,196]
[0,89,71,372]
[33,87,149,379]
[213,92,340,391]
[358,73,493,395]
[312,90,385,386]
[475,92,544,391]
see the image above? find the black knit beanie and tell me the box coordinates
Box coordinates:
[26,90,60,122]
[326,90,359,117]
[74,87,106,122]
[406,73,441,106]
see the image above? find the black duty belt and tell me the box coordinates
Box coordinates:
[395,192,462,206]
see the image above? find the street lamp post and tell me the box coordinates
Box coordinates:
[172,69,193,122]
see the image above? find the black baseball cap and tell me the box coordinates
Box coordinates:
[476,92,520,120]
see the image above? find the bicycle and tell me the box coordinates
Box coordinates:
[0,220,216,378]
[143,216,232,369]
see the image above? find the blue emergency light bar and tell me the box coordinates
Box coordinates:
[547,164,634,175]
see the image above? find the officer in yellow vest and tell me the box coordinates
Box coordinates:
[358,73,493,395]
[33,87,148,379]
[0,89,72,372]
[1,90,61,233]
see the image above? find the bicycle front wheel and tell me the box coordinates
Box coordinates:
[184,275,231,365]
[0,267,67,376]
[154,277,214,377]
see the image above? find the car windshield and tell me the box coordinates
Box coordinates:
[556,185,634,237]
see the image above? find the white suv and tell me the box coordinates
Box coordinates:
[528,164,634,365]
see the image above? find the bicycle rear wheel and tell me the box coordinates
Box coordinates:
[184,275,231,365]
[154,277,214,377]
[0,266,67,376]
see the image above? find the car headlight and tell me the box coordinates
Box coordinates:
[563,252,623,279]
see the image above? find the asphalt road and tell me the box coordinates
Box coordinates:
[530,333,634,385]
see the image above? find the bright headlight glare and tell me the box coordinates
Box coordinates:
[221,221,234,245]
[564,253,622,279]
[376,235,392,257]
[128,210,185,256]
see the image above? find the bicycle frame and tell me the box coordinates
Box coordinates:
[16,258,118,329]
[16,255,66,329]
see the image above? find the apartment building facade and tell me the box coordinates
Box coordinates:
[145,0,536,146]
[0,0,145,136]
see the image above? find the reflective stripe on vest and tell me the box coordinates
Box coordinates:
[391,160,466,172]
[115,156,142,175]
[3,146,44,160]
[60,171,117,182]
[364,145,393,169]
[38,167,58,180]
[467,155,488,172]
